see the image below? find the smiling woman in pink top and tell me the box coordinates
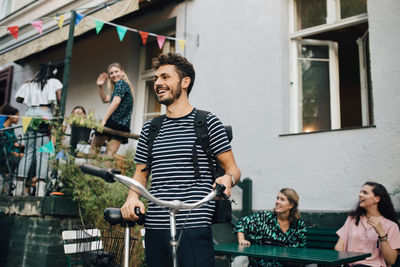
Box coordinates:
[335,182,400,267]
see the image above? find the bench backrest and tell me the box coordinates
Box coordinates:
[306,227,400,266]
[306,227,338,249]
[62,228,103,254]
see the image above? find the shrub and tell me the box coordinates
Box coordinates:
[59,147,145,266]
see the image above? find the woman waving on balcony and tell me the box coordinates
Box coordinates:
[91,63,134,157]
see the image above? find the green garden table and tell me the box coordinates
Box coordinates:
[214,243,371,266]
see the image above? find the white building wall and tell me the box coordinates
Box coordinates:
[3,0,399,213]
[177,0,400,212]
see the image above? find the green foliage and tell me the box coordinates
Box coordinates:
[392,188,400,196]
[64,110,103,132]
[50,112,145,265]
[390,178,400,196]
[61,167,128,226]
[29,118,48,131]
[58,148,145,266]
[60,151,135,227]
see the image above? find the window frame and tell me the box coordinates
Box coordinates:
[0,66,13,106]
[297,39,340,132]
[356,31,371,126]
[134,31,175,131]
[289,0,369,133]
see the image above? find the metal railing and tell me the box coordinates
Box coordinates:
[0,125,51,197]
[0,123,139,197]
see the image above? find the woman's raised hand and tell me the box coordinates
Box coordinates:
[367,216,385,236]
[97,72,108,86]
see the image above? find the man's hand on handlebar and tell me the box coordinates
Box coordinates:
[213,174,232,198]
[121,197,146,221]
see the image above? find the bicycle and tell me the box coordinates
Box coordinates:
[80,164,235,267]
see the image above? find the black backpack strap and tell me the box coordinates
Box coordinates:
[142,115,164,174]
[193,109,218,180]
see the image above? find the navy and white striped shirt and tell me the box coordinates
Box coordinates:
[134,108,231,229]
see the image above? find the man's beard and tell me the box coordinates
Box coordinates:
[157,82,182,106]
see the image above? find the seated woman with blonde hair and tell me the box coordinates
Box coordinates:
[234,188,307,266]
[335,181,400,267]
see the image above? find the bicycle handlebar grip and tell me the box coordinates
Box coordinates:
[80,165,116,183]
[104,208,136,227]
[215,183,226,197]
[134,207,146,225]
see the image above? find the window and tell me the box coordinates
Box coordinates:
[0,66,13,106]
[299,41,339,132]
[140,34,175,123]
[143,80,161,122]
[134,27,175,132]
[290,0,371,133]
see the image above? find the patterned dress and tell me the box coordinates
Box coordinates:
[109,79,133,127]
[234,211,307,267]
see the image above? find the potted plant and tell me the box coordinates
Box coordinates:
[64,111,103,154]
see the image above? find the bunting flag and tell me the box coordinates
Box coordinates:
[94,19,104,34]
[22,116,32,133]
[75,13,84,25]
[38,141,55,154]
[157,35,166,50]
[3,14,188,52]
[56,150,68,160]
[7,26,19,40]
[116,26,127,42]
[0,115,7,128]
[30,20,43,34]
[178,39,186,51]
[139,31,149,45]
[55,15,65,29]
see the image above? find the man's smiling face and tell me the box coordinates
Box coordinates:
[154,64,185,106]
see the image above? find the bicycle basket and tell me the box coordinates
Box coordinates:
[75,227,136,267]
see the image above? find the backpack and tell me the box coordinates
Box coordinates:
[142,109,232,223]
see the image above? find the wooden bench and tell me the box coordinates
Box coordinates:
[306,227,400,266]
[306,227,338,249]
[62,228,103,267]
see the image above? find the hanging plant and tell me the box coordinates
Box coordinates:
[64,110,103,133]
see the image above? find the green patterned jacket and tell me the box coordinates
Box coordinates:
[234,211,307,267]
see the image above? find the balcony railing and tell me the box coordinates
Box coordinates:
[0,123,139,197]
[0,125,50,196]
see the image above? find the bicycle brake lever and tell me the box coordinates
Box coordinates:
[221,194,238,205]
[215,183,238,205]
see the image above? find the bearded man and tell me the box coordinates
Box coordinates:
[121,53,241,267]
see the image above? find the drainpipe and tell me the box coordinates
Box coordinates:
[50,10,76,189]
[60,10,76,118]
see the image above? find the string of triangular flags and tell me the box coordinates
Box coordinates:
[0,114,63,133]
[38,141,55,154]
[1,11,186,51]
[0,113,55,154]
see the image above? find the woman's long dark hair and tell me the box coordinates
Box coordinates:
[0,103,19,116]
[350,181,398,225]
[32,64,55,90]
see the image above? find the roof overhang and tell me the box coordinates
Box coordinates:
[0,0,139,66]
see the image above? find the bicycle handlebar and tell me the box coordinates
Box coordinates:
[79,164,120,183]
[80,164,229,211]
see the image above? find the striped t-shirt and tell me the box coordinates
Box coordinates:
[134,108,231,229]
